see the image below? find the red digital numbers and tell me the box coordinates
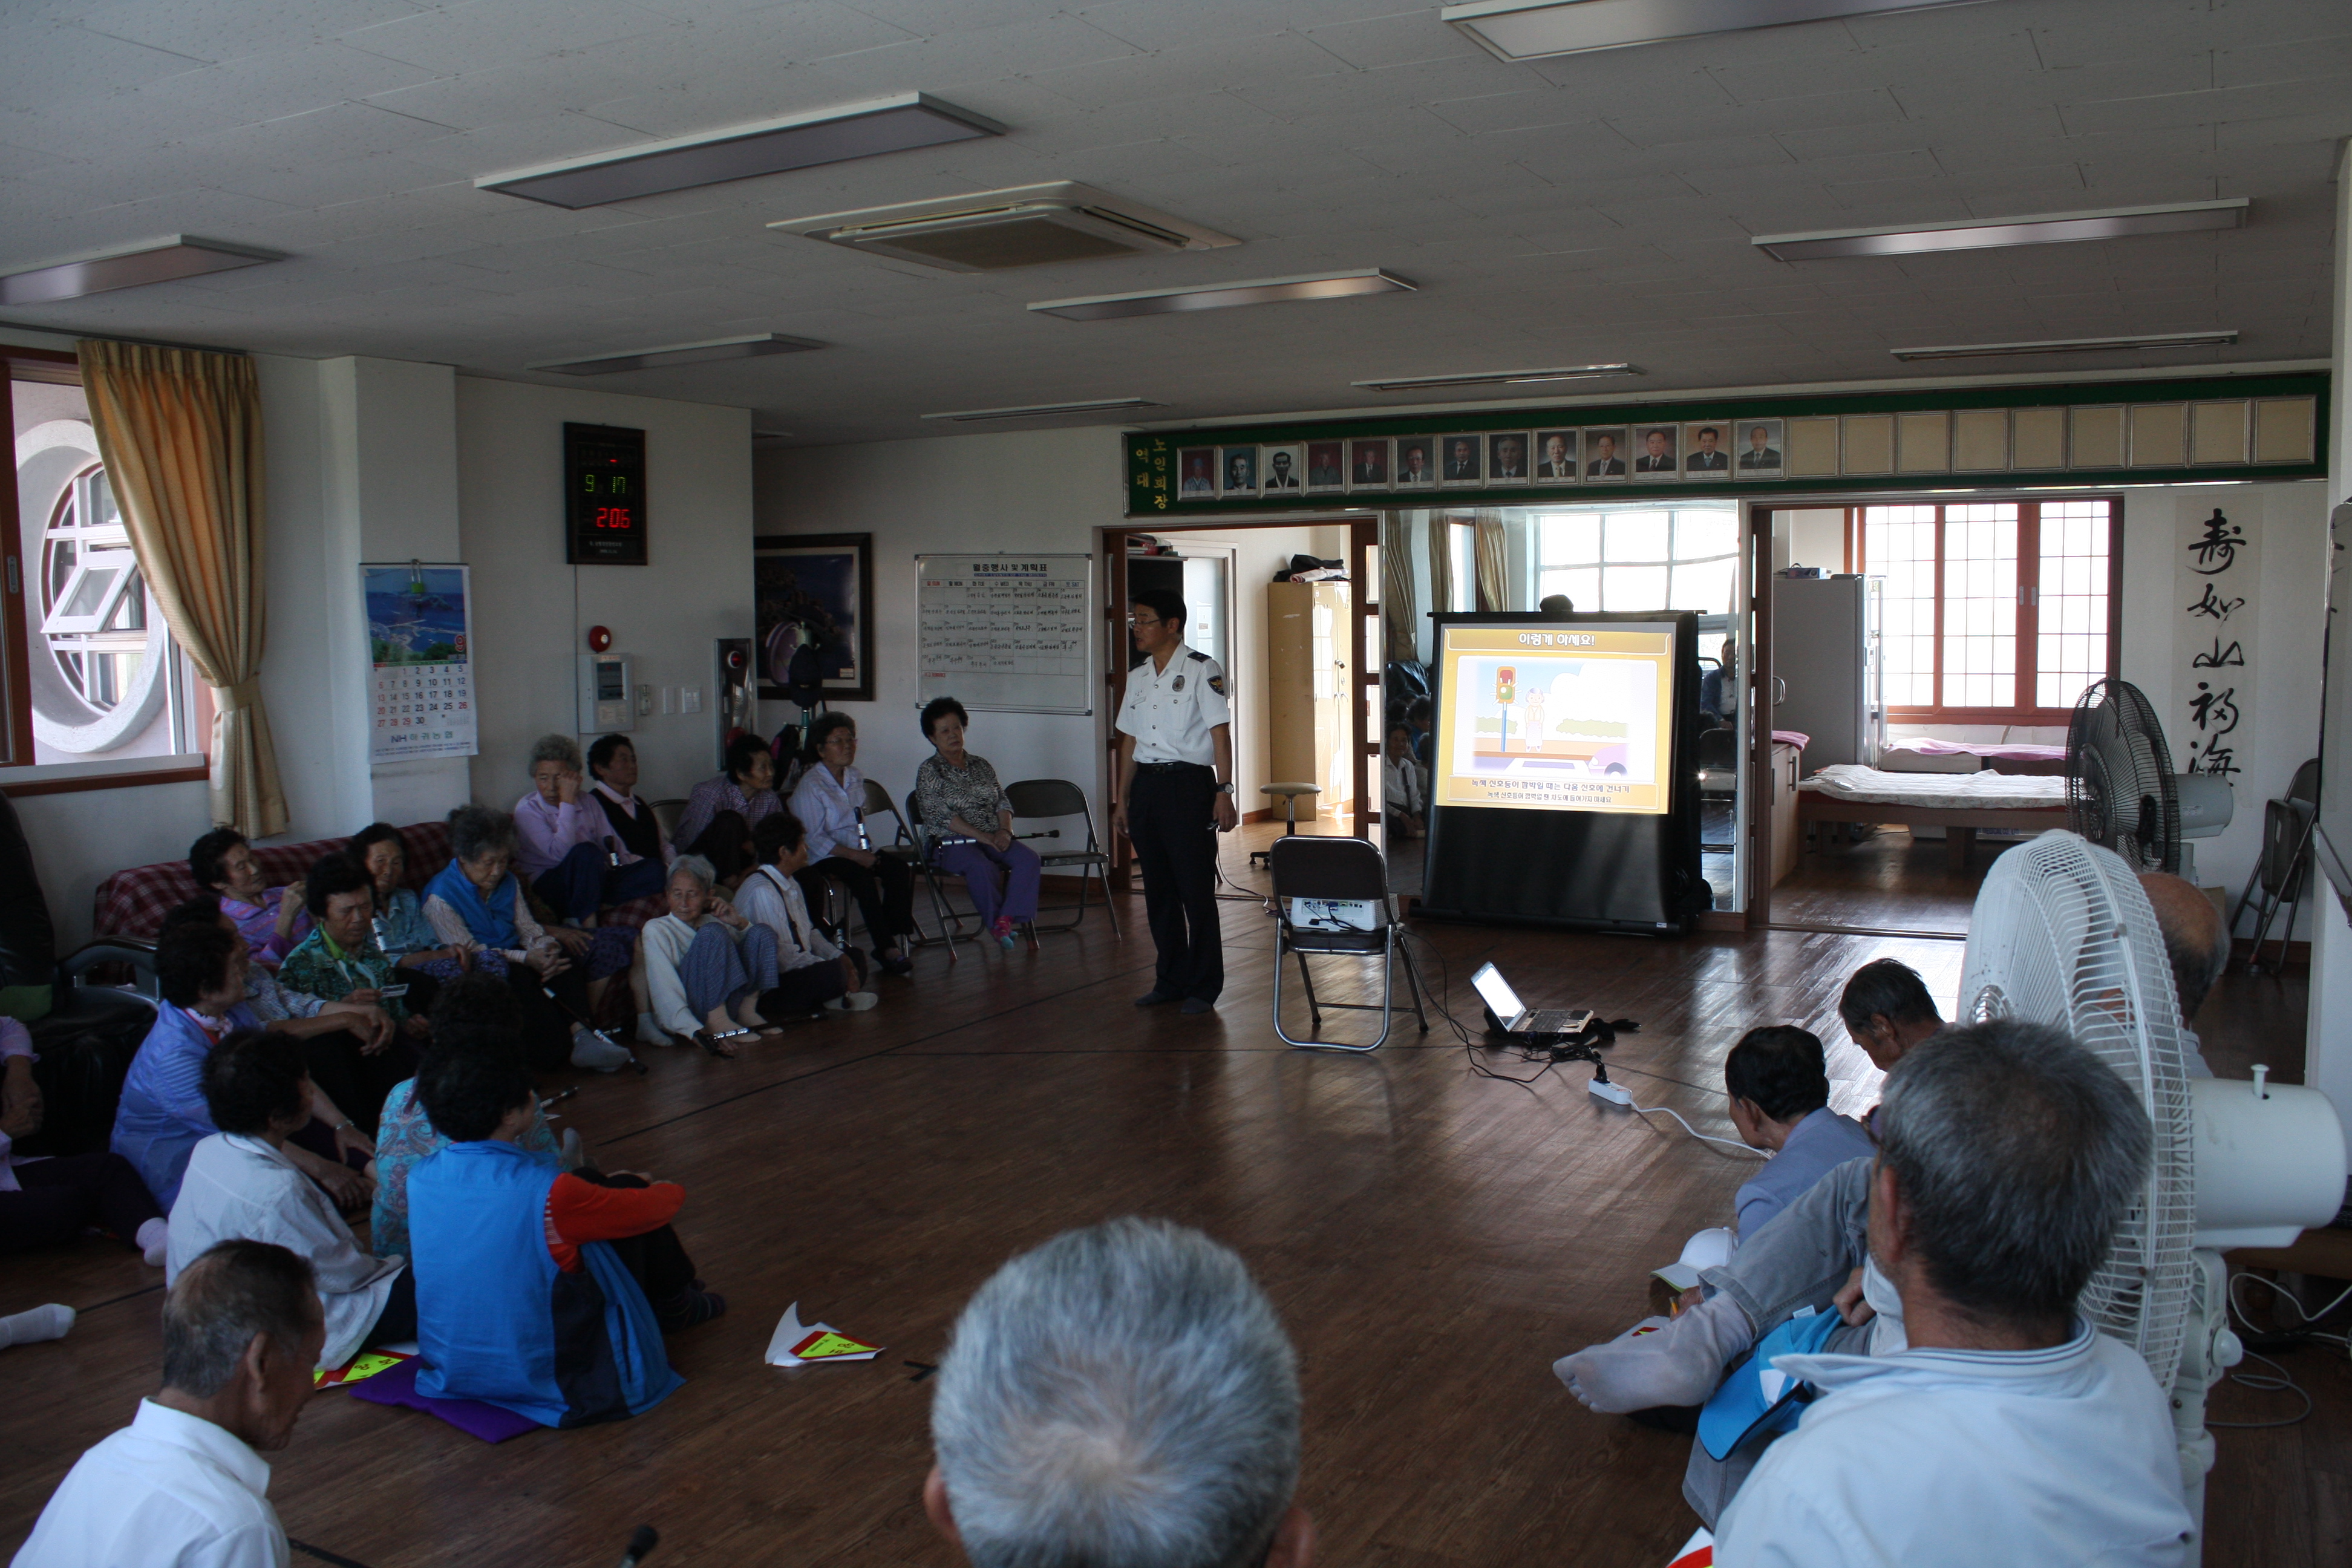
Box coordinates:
[595,507,633,529]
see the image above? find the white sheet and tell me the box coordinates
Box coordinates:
[1797,763,2067,812]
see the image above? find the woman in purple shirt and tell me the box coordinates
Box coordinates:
[514,733,668,924]
[189,827,307,967]
[671,732,785,882]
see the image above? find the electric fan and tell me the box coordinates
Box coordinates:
[2066,677,2236,882]
[1960,830,2345,1558]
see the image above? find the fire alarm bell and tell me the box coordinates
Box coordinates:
[587,625,613,653]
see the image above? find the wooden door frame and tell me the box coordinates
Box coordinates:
[1099,517,1377,874]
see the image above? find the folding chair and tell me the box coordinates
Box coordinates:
[902,787,988,955]
[1004,778,1121,937]
[858,777,957,954]
[650,798,688,845]
[2230,758,2319,975]
[1269,836,1427,1052]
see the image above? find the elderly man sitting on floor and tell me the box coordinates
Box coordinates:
[925,1217,1315,1568]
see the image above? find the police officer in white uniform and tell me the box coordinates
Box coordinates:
[1111,589,1237,1014]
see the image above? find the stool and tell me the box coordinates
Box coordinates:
[1250,782,1321,869]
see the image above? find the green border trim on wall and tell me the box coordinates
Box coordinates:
[1122,371,2329,517]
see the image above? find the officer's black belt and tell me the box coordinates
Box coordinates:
[1134,760,1211,772]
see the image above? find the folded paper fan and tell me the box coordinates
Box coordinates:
[766,1301,884,1367]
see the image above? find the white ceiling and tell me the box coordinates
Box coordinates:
[2,0,2345,445]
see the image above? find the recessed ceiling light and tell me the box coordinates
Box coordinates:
[1754,198,2249,261]
[778,183,1236,272]
[921,398,1162,423]
[0,236,282,305]
[1351,364,1641,391]
[529,333,825,374]
[478,93,1005,209]
[1443,0,1993,60]
[1889,331,2239,362]
[1028,269,1415,321]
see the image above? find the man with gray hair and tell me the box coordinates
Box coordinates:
[1711,1022,2192,1565]
[16,1238,324,1567]
[924,1218,1315,1568]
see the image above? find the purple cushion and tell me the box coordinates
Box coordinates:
[345,1357,540,1443]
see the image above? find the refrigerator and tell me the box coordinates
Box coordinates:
[1771,574,1873,769]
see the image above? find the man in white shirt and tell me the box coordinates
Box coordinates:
[1111,589,1237,1015]
[16,1238,324,1568]
[1711,1020,2192,1567]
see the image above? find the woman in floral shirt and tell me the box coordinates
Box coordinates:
[914,697,1041,948]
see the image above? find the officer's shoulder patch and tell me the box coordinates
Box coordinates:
[1207,671,1226,695]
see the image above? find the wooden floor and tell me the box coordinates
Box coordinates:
[0,823,2338,1567]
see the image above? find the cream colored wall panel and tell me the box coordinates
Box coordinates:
[1895,410,1950,473]
[2253,397,2316,463]
[2128,404,2186,468]
[1787,416,1840,476]
[2189,401,2249,465]
[1842,413,1893,474]
[1952,408,2008,471]
[2070,405,2124,468]
[2011,407,2065,469]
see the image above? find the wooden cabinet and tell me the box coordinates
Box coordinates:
[1769,740,1803,887]
[1266,580,1352,810]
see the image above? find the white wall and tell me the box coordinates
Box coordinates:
[457,378,753,810]
[754,426,1125,822]
[2308,146,2352,1118]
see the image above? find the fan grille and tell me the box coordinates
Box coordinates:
[1959,830,2197,1394]
[2066,678,2180,874]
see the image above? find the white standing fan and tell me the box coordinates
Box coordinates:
[1959,830,2344,1560]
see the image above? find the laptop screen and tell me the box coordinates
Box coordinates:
[1470,962,1521,1024]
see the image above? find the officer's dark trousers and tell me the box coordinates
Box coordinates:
[1129,762,1222,1001]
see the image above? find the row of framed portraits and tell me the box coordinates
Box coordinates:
[1177,419,1789,498]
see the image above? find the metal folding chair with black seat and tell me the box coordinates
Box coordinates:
[1004,778,1120,937]
[855,776,947,952]
[2229,757,2319,975]
[901,788,987,959]
[1696,727,1739,853]
[649,797,688,846]
[1268,835,1427,1053]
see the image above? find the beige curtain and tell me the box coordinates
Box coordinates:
[1427,513,1454,629]
[1382,513,1417,663]
[78,341,286,837]
[1474,514,1508,612]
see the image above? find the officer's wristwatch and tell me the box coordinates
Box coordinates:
[1214,782,1235,794]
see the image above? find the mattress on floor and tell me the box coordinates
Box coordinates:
[1798,763,2068,812]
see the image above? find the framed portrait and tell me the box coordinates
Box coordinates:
[1439,433,1483,486]
[1259,443,1305,494]
[1348,437,1391,489]
[1681,420,1734,481]
[1733,418,1786,479]
[1534,429,1579,483]
[1394,436,1437,488]
[1632,423,1680,480]
[1582,426,1629,479]
[1176,447,1217,500]
[1305,440,1345,492]
[1486,431,1531,485]
[1219,445,1258,495]
[755,532,874,703]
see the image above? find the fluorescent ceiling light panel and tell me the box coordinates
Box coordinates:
[529,333,824,374]
[1029,269,1415,321]
[1889,331,2239,362]
[776,183,1236,272]
[921,398,1161,423]
[1352,363,1640,391]
[1443,0,1992,60]
[0,236,281,305]
[479,94,1005,208]
[1754,198,2249,261]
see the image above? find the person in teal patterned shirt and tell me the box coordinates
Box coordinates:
[279,855,433,1043]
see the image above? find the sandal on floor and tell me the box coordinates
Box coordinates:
[691,1027,751,1057]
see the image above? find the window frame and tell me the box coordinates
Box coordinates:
[1846,494,2123,727]
[1,348,210,795]
[1532,500,1742,617]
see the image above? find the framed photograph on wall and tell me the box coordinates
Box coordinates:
[1440,434,1483,486]
[1305,440,1344,491]
[1259,443,1305,493]
[1632,423,1680,479]
[1220,445,1258,495]
[1177,447,1217,498]
[1349,437,1391,489]
[1486,431,1531,484]
[1681,420,1733,481]
[755,532,874,703]
[1734,419,1786,479]
[1394,436,1437,488]
[1535,430,1579,483]
[1583,426,1628,478]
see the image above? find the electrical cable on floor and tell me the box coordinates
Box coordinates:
[1614,1092,1768,1157]
[2206,1348,2316,1429]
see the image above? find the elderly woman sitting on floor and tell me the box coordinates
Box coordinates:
[279,854,436,1045]
[514,732,669,927]
[422,805,635,1074]
[348,822,474,981]
[636,855,798,1056]
[189,826,308,967]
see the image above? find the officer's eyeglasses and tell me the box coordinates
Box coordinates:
[1126,615,1162,629]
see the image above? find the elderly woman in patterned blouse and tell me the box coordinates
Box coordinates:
[914,697,1041,949]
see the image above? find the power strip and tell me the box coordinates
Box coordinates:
[1589,1076,1633,1106]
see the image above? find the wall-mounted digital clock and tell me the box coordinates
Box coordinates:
[565,422,647,566]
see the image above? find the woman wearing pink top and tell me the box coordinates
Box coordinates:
[512,733,668,925]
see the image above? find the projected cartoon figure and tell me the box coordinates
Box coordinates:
[1452,655,1658,782]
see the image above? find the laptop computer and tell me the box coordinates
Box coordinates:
[1471,962,1594,1038]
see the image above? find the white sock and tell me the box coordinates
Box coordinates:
[0,1304,74,1349]
[138,1218,169,1267]
[636,1012,666,1045]
[1553,1293,1755,1413]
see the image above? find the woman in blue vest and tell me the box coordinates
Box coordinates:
[405,1050,720,1427]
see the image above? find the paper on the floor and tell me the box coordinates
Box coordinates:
[765,1301,883,1367]
[1667,1527,1713,1567]
[315,1348,414,1388]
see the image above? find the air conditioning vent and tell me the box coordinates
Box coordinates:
[771,183,1238,272]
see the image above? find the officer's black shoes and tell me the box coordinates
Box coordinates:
[1180,997,1216,1015]
[1135,989,1179,1007]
